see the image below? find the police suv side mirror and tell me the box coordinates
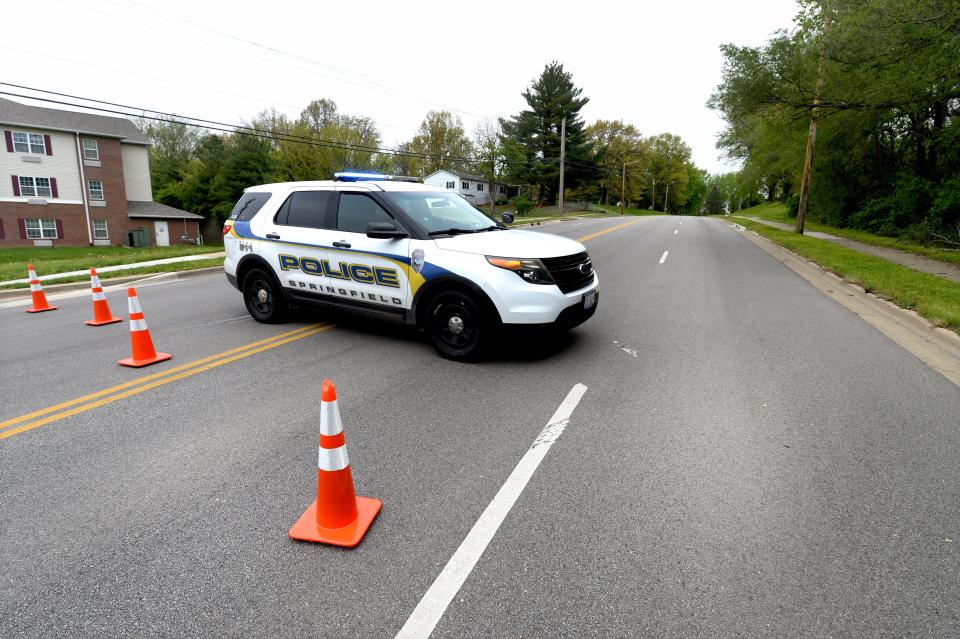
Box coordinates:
[367,222,408,239]
[501,212,515,225]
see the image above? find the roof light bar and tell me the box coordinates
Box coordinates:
[334,170,421,183]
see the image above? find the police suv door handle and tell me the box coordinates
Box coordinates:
[266,232,280,239]
[333,240,351,248]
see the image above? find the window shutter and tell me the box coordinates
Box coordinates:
[18,218,27,239]
[55,219,63,239]
[4,130,12,152]
[43,134,52,156]
[50,178,58,198]
[0,218,4,240]
[11,175,20,196]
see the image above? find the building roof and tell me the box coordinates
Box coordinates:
[426,169,487,182]
[0,97,151,145]
[127,201,203,220]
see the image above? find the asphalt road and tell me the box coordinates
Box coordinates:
[2,216,958,638]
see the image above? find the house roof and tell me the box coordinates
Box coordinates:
[127,201,203,220]
[0,97,151,145]
[426,169,487,182]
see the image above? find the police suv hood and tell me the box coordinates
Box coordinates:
[431,229,585,258]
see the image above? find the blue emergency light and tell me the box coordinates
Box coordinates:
[334,170,420,183]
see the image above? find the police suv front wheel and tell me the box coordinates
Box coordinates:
[243,268,287,323]
[425,291,489,361]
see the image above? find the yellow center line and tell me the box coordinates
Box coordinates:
[0,323,333,440]
[577,218,645,243]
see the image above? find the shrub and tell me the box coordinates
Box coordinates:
[785,193,800,218]
[512,195,532,217]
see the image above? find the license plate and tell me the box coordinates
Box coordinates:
[584,290,597,309]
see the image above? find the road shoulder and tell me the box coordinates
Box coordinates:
[724,220,960,387]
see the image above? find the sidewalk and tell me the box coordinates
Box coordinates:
[0,251,225,287]
[736,217,960,284]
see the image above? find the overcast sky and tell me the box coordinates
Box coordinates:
[4,0,799,175]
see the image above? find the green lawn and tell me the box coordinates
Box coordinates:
[0,245,223,282]
[733,218,960,333]
[733,203,960,266]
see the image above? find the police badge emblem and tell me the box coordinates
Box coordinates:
[411,248,425,274]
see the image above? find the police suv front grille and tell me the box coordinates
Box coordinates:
[541,251,594,294]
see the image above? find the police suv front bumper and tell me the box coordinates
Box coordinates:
[502,289,598,336]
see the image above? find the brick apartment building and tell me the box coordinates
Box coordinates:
[0,97,202,247]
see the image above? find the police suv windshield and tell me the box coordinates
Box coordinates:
[382,191,499,236]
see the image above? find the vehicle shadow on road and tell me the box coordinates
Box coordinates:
[287,308,580,363]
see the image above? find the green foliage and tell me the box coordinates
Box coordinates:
[703,183,724,215]
[511,195,533,216]
[710,0,960,245]
[500,62,598,203]
[407,110,473,177]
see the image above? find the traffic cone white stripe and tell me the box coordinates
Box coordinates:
[92,290,106,302]
[128,295,143,315]
[320,399,343,435]
[92,274,103,288]
[318,446,350,472]
[28,268,39,280]
[30,283,42,292]
[130,318,149,332]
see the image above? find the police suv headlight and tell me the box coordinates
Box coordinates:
[485,256,554,285]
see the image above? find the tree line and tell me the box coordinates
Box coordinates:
[710,0,960,244]
[143,62,710,224]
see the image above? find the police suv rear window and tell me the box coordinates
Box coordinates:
[228,192,271,221]
[275,191,332,229]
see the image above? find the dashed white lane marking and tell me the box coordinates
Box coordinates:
[674,229,678,235]
[659,251,669,264]
[395,383,589,639]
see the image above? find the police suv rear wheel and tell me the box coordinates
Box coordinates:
[243,268,287,323]
[426,291,487,360]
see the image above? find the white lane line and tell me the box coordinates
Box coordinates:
[674,229,678,235]
[659,251,669,264]
[395,383,589,639]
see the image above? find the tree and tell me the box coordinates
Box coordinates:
[703,179,725,215]
[139,116,201,202]
[407,110,473,176]
[647,133,692,213]
[586,120,647,205]
[500,62,597,204]
[474,119,507,214]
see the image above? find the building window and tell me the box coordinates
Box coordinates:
[461,181,469,190]
[499,185,506,194]
[25,218,57,239]
[83,139,99,160]
[88,180,104,201]
[93,219,109,239]
[477,183,484,192]
[19,176,52,197]
[13,131,45,154]
[445,181,455,189]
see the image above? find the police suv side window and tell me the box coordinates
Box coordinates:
[277,191,332,228]
[337,193,394,234]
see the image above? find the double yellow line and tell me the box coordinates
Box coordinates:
[0,323,333,441]
[577,218,645,243]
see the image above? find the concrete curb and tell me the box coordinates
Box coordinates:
[0,266,223,301]
[722,219,960,387]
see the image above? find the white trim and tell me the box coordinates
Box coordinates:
[82,138,100,161]
[92,219,108,240]
[87,179,104,201]
[0,197,82,204]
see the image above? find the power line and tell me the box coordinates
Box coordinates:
[0,84,571,172]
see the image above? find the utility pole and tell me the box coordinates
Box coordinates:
[558,117,566,214]
[664,182,670,214]
[796,7,831,234]
[650,179,655,210]
[620,160,626,215]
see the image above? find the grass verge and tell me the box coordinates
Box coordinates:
[0,257,225,290]
[734,203,960,266]
[0,245,223,282]
[734,218,960,332]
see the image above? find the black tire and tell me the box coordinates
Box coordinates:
[243,268,287,323]
[425,290,489,361]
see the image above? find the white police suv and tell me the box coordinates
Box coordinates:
[223,172,598,360]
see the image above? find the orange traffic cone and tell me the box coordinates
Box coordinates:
[117,288,171,367]
[25,264,57,313]
[289,379,381,547]
[85,269,122,326]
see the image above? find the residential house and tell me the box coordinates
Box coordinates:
[423,169,510,206]
[0,97,202,247]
